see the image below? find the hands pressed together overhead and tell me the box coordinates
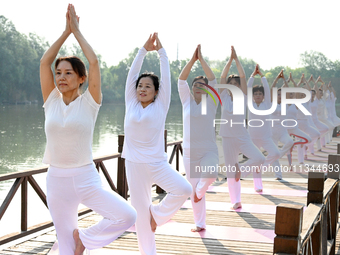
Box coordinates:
[65,4,80,34]
[143,33,163,51]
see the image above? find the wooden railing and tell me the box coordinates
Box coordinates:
[273,153,340,255]
[0,130,183,245]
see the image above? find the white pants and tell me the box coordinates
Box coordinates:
[296,119,320,163]
[310,117,329,152]
[125,160,192,255]
[222,135,265,204]
[183,149,218,229]
[319,117,334,144]
[46,163,137,255]
[271,129,294,178]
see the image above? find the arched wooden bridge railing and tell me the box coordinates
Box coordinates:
[273,153,340,255]
[0,130,183,245]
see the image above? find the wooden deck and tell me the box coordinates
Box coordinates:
[2,139,340,254]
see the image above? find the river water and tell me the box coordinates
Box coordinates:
[0,102,185,238]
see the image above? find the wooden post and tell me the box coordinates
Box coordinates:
[21,177,27,231]
[273,204,304,254]
[117,135,128,199]
[307,172,325,205]
[327,155,340,180]
[156,130,167,194]
[333,127,338,138]
[328,154,340,212]
[329,182,339,255]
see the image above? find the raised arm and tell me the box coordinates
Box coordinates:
[125,34,154,104]
[301,74,311,90]
[220,49,233,93]
[40,6,71,102]
[179,46,198,81]
[178,46,198,104]
[271,70,282,102]
[232,46,247,95]
[154,33,171,109]
[68,5,101,104]
[197,45,215,81]
[289,73,298,87]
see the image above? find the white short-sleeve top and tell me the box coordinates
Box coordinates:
[42,88,100,168]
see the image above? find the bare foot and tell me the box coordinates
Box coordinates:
[191,226,205,232]
[73,229,85,255]
[275,177,282,180]
[231,202,242,210]
[255,189,263,192]
[150,207,157,232]
[194,192,202,203]
[235,163,241,182]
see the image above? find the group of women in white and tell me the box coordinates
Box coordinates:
[39,4,339,255]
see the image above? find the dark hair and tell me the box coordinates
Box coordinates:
[192,76,208,86]
[135,72,159,91]
[227,75,240,86]
[311,89,316,93]
[55,56,88,87]
[253,85,264,95]
[278,88,282,92]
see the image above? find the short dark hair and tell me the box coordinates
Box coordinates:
[253,85,264,95]
[227,75,240,86]
[192,76,208,86]
[311,89,316,93]
[135,72,159,91]
[55,56,87,87]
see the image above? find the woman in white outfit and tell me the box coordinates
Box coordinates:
[284,75,312,165]
[219,46,265,210]
[123,33,192,255]
[285,75,314,164]
[40,5,136,255]
[270,70,294,179]
[178,45,219,232]
[328,82,340,127]
[307,76,329,153]
[247,64,280,179]
[295,74,320,163]
[314,77,334,145]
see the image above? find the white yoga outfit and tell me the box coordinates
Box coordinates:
[330,92,340,126]
[219,86,265,204]
[44,88,136,254]
[317,95,334,144]
[308,97,329,151]
[270,103,294,179]
[285,104,312,164]
[296,95,320,162]
[247,77,280,175]
[123,47,192,255]
[179,78,218,229]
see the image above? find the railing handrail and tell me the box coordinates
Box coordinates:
[0,131,183,246]
[273,153,340,255]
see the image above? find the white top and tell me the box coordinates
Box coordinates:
[286,104,299,128]
[325,92,333,121]
[271,104,287,132]
[317,98,328,121]
[247,77,272,138]
[43,88,100,168]
[219,87,248,138]
[310,98,319,120]
[296,91,312,120]
[178,78,218,151]
[122,47,171,163]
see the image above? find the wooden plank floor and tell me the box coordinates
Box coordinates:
[1,138,340,254]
